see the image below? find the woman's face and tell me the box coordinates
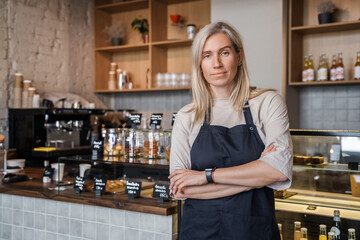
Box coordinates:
[201,32,242,97]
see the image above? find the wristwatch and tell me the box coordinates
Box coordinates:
[205,168,214,183]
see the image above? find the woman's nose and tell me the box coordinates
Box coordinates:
[212,54,222,68]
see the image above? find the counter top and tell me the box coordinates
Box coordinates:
[0,167,177,216]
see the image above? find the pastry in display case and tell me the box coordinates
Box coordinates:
[275,129,360,239]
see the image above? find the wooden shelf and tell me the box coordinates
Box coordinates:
[95,0,148,13]
[291,20,360,34]
[151,39,193,48]
[289,80,360,86]
[95,44,149,53]
[95,87,191,93]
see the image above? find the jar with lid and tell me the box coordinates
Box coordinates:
[124,128,143,158]
[143,126,162,159]
[160,129,172,160]
[103,128,124,156]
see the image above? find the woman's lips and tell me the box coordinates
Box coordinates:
[211,72,226,76]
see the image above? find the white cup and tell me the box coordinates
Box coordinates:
[79,163,91,177]
[51,163,65,182]
[187,24,196,39]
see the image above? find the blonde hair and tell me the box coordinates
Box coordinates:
[189,22,270,123]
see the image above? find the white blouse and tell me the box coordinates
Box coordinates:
[170,90,293,190]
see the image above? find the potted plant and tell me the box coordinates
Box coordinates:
[131,18,149,43]
[104,23,126,46]
[317,0,336,24]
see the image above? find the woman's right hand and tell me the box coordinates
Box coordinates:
[260,144,276,158]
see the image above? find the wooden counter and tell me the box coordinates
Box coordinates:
[0,167,177,216]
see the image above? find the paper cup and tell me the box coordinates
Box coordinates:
[51,163,65,182]
[79,163,91,177]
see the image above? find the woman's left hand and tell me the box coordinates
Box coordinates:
[169,169,207,195]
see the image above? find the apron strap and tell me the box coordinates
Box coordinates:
[243,101,254,125]
[204,108,211,125]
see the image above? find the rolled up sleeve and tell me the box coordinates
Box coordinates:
[257,92,293,190]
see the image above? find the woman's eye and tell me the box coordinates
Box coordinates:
[203,54,210,59]
[221,51,230,56]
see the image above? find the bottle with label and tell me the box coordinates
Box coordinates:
[300,227,308,240]
[330,210,341,240]
[319,224,327,240]
[348,228,356,240]
[294,221,302,240]
[43,160,53,183]
[317,54,323,81]
[336,52,345,81]
[302,56,309,82]
[308,54,315,81]
[278,223,283,240]
[317,54,328,81]
[330,54,337,81]
[354,51,360,80]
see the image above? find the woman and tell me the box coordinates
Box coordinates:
[169,22,292,240]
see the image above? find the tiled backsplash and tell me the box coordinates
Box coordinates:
[299,85,360,130]
[0,194,177,240]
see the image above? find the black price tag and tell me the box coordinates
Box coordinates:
[127,113,142,126]
[171,112,177,126]
[152,183,170,203]
[150,113,163,127]
[74,176,85,194]
[125,180,142,199]
[93,177,107,196]
[92,140,103,156]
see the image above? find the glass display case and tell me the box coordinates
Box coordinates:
[276,130,360,239]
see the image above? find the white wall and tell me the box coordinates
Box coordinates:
[211,0,284,93]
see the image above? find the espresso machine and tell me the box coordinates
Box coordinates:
[8,108,105,161]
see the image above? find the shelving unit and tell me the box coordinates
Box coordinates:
[93,0,210,93]
[287,0,360,86]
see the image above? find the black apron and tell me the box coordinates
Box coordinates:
[179,105,280,240]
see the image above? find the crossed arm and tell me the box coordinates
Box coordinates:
[169,144,288,199]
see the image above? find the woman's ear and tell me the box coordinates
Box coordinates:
[238,50,243,66]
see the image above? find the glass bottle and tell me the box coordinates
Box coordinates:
[308,54,315,81]
[318,54,328,81]
[302,56,309,82]
[354,51,360,80]
[43,160,52,183]
[329,232,336,240]
[278,223,283,240]
[348,228,356,240]
[319,224,327,240]
[330,54,337,81]
[336,52,345,81]
[300,227,308,240]
[294,221,302,240]
[317,54,323,81]
[330,210,341,240]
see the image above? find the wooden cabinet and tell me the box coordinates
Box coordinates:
[287,0,360,87]
[93,0,210,93]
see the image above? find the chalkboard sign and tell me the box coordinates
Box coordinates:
[92,140,103,156]
[127,113,142,126]
[152,183,170,203]
[74,176,85,194]
[150,113,163,127]
[125,180,142,199]
[93,177,106,196]
[171,112,177,126]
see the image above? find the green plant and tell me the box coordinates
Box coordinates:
[317,1,336,14]
[131,18,149,35]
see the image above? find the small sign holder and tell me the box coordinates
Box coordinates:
[152,183,170,203]
[150,113,163,128]
[125,180,142,199]
[127,113,142,128]
[93,177,106,196]
[92,139,103,157]
[74,176,85,194]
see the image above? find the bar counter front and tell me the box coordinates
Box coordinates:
[0,156,178,240]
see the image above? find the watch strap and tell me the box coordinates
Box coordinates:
[205,168,214,183]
